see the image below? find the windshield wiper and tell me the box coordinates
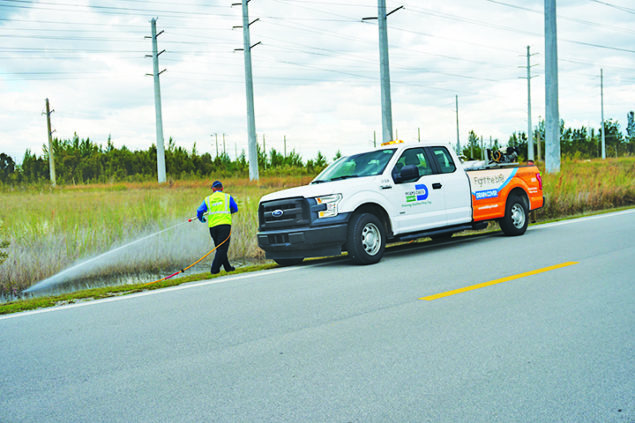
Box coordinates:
[311,174,359,184]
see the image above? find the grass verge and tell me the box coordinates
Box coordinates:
[3,205,633,316]
[0,263,277,315]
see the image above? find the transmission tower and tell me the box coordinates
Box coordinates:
[145,17,167,183]
[42,98,56,186]
[363,2,403,143]
[544,0,561,173]
[520,46,538,161]
[233,0,261,181]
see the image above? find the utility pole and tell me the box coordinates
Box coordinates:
[212,133,218,157]
[43,98,56,186]
[363,2,403,143]
[223,133,226,156]
[233,0,261,181]
[262,133,266,170]
[145,18,167,183]
[521,46,537,161]
[373,130,377,148]
[418,127,421,143]
[455,95,460,155]
[283,135,287,157]
[601,68,606,159]
[544,0,560,173]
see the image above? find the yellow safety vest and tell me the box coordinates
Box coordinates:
[205,192,232,227]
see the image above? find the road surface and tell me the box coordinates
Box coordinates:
[1,210,634,422]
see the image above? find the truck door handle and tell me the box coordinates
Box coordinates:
[432,183,442,189]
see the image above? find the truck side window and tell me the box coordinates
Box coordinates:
[430,147,456,174]
[392,148,433,181]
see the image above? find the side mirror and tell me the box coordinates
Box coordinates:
[395,164,419,183]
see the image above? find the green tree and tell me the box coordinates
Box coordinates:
[0,153,16,182]
[462,130,482,160]
[601,119,625,158]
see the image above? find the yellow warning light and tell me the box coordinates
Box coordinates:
[380,139,404,146]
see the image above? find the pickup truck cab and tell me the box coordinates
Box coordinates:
[257,140,543,265]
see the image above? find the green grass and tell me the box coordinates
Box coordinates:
[0,263,278,315]
[0,177,312,295]
[2,205,633,315]
[539,156,635,218]
[1,158,633,307]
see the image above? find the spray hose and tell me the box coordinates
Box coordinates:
[144,218,232,287]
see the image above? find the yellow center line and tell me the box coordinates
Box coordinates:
[420,261,579,301]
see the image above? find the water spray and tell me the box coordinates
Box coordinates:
[24,216,200,294]
[144,229,231,287]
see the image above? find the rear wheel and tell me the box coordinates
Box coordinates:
[499,195,528,236]
[347,213,386,265]
[273,258,303,267]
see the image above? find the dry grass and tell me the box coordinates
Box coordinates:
[0,176,313,296]
[1,159,633,297]
[538,157,635,219]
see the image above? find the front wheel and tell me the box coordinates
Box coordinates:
[499,195,529,236]
[347,213,386,265]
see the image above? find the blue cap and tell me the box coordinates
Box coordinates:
[212,180,223,189]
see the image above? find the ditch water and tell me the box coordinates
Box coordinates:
[23,220,193,295]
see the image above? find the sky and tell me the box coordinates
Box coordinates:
[0,0,633,164]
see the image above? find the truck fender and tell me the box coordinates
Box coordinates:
[339,190,394,236]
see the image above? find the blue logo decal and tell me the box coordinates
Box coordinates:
[415,184,429,201]
[272,209,284,217]
[475,189,498,200]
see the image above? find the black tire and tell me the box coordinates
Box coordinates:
[347,213,386,265]
[499,195,529,236]
[274,258,304,267]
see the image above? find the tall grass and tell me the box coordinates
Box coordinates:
[0,176,312,295]
[538,157,635,218]
[1,159,633,296]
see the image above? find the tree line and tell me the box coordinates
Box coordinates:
[1,118,633,185]
[463,118,634,161]
[0,134,330,185]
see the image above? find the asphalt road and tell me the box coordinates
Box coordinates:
[1,210,634,422]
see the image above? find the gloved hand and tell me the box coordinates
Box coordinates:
[201,217,207,223]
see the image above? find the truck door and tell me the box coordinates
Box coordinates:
[426,146,472,225]
[386,147,447,234]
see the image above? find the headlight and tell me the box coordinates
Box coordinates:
[315,194,342,218]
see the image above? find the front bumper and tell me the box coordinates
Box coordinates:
[257,223,348,259]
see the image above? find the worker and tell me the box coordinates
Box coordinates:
[197,180,238,274]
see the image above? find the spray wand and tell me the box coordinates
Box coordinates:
[144,214,231,287]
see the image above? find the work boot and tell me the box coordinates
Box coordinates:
[226,266,236,272]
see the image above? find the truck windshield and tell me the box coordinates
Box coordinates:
[311,148,396,184]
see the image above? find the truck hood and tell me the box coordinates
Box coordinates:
[259,177,378,203]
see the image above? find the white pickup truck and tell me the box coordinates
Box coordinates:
[257,141,544,265]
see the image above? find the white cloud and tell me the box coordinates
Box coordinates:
[0,0,633,165]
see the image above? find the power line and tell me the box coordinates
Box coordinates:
[484,0,635,34]
[407,4,635,54]
[0,0,232,17]
[589,0,635,14]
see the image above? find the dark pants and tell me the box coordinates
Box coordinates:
[209,224,232,273]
